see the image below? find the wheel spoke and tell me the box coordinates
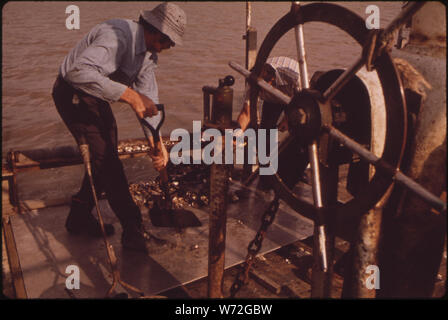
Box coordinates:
[324,124,446,214]
[308,141,328,272]
[322,56,365,102]
[229,61,292,105]
[291,3,310,90]
[294,26,307,89]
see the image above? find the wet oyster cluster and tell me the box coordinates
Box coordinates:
[117,139,179,155]
[117,144,151,154]
[129,163,211,209]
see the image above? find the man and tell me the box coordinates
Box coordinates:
[52,3,187,253]
[237,56,309,189]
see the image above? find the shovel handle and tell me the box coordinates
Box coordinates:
[154,140,169,184]
[138,109,171,208]
[138,107,169,178]
[154,140,171,209]
[139,104,165,143]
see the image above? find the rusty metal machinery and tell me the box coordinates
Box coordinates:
[247,2,410,234]
[230,2,445,298]
[202,76,236,298]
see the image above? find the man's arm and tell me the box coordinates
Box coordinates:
[119,88,158,119]
[64,26,128,103]
[129,56,167,170]
[237,84,253,131]
[237,100,251,132]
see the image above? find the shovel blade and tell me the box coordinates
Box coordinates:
[149,207,202,228]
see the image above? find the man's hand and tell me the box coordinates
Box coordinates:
[150,139,169,172]
[119,87,158,119]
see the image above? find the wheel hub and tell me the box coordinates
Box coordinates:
[286,89,332,145]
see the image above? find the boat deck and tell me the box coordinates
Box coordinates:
[6,177,314,298]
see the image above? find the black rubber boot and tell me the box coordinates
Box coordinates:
[121,224,167,254]
[65,197,115,237]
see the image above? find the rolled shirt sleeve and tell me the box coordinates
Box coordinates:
[132,57,159,104]
[63,27,128,102]
[133,57,162,134]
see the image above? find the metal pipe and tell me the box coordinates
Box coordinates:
[208,164,230,298]
[8,138,177,172]
[242,1,257,181]
[295,24,308,90]
[291,2,309,90]
[309,143,324,209]
[206,78,234,298]
[324,125,446,214]
[246,1,251,29]
[322,57,365,102]
[309,141,330,299]
[289,1,335,284]
[244,3,256,71]
[229,61,291,105]
[2,216,28,298]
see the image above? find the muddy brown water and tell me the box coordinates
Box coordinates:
[2,1,402,198]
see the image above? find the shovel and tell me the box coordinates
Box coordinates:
[138,104,202,228]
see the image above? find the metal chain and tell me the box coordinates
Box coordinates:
[230,194,280,297]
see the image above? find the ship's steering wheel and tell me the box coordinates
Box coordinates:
[248,2,409,238]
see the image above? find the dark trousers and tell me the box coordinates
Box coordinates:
[261,101,309,189]
[52,76,142,229]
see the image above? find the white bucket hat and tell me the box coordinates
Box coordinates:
[140,3,187,46]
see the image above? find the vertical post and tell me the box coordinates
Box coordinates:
[2,216,28,298]
[245,2,257,72]
[207,78,234,298]
[245,2,258,129]
[312,157,338,298]
[292,2,309,90]
[242,1,258,181]
[208,163,231,298]
[309,142,332,298]
[291,1,334,298]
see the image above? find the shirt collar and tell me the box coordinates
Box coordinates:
[134,22,159,64]
[135,22,147,56]
[136,22,158,63]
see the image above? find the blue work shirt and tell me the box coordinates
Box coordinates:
[60,19,159,104]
